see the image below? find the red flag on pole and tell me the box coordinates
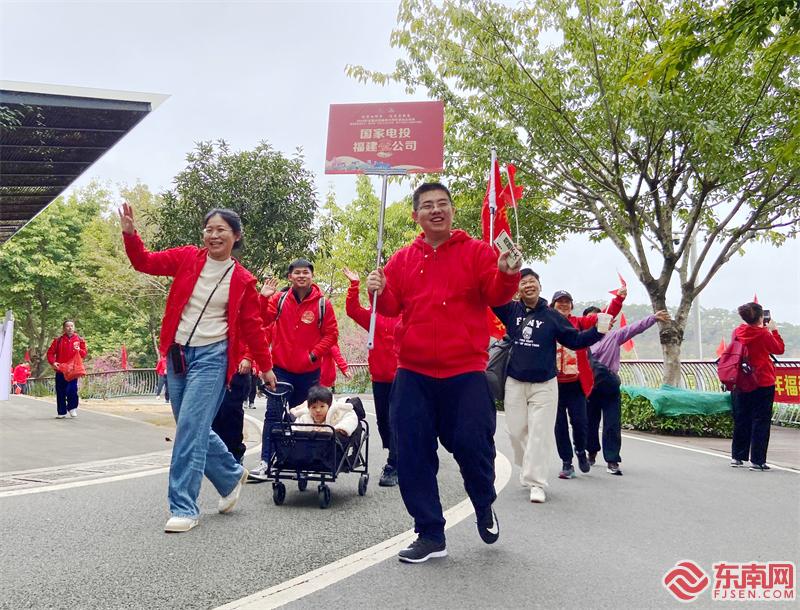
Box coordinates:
[121,345,128,370]
[487,308,506,340]
[753,293,759,304]
[24,350,30,362]
[481,158,511,244]
[500,164,523,208]
[715,339,727,357]
[609,272,627,296]
[619,313,635,352]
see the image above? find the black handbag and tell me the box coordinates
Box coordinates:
[486,310,538,401]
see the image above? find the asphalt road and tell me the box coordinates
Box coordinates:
[1,398,797,609]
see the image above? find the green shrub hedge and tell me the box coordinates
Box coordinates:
[621,392,734,438]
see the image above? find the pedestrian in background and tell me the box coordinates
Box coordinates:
[120,202,276,533]
[729,302,784,471]
[12,360,31,395]
[46,320,87,418]
[154,355,169,402]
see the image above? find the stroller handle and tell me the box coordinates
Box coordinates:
[265,381,294,398]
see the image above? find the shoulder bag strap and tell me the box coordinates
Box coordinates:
[185,263,234,347]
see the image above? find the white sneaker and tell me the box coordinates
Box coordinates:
[529,486,546,503]
[247,460,271,482]
[218,467,249,514]
[68,409,78,418]
[56,414,66,419]
[164,516,198,533]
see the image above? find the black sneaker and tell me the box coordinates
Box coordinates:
[378,463,398,487]
[730,459,744,467]
[558,463,576,479]
[476,505,500,544]
[606,462,623,476]
[577,451,591,473]
[749,463,771,472]
[588,451,597,466]
[398,536,447,563]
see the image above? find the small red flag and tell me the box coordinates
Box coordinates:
[619,313,635,352]
[715,339,727,357]
[609,272,627,296]
[121,345,129,370]
[500,164,523,208]
[487,308,506,340]
[481,158,511,244]
[753,293,759,304]
[24,350,30,362]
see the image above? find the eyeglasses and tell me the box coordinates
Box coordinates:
[202,227,232,237]
[417,201,452,213]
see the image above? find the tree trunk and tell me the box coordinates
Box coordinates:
[662,341,683,387]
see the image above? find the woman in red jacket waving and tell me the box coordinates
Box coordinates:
[730,302,785,471]
[119,203,276,533]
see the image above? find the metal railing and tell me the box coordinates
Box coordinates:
[618,359,800,426]
[26,360,799,426]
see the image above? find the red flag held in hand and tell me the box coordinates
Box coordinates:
[481,158,511,244]
[716,339,727,357]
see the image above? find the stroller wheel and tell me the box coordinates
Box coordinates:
[318,483,331,509]
[298,477,308,492]
[358,474,369,496]
[272,481,286,505]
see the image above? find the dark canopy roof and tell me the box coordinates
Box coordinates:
[0,82,167,244]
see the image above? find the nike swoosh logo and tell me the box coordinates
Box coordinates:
[486,511,499,535]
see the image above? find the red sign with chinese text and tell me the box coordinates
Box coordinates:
[775,366,800,404]
[325,101,444,174]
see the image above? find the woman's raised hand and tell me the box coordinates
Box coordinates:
[118,202,136,235]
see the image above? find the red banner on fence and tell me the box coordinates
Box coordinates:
[775,366,800,403]
[325,101,444,174]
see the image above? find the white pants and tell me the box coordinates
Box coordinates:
[504,376,559,488]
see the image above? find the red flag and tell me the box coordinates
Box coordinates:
[715,339,727,357]
[487,308,506,340]
[619,312,635,352]
[753,293,759,304]
[481,158,511,244]
[500,163,523,208]
[24,350,30,362]
[609,272,627,296]
[121,345,128,370]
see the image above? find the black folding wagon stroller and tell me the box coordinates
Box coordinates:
[264,382,370,509]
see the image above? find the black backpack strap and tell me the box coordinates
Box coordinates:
[274,291,290,322]
[318,297,326,329]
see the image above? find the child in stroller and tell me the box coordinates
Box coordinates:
[267,384,370,508]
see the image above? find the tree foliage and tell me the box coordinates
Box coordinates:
[348,0,800,383]
[150,140,319,278]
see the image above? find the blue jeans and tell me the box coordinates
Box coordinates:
[166,340,244,518]
[55,372,79,415]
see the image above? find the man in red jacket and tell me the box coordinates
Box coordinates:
[249,258,339,480]
[12,361,31,395]
[46,320,88,418]
[367,182,521,563]
[344,267,401,487]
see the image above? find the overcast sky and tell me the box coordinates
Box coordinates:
[1,0,798,324]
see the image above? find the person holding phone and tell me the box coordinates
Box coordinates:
[119,202,276,533]
[730,302,784,471]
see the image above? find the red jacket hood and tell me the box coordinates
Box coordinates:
[734,324,767,344]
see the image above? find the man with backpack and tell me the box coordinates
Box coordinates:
[249,259,339,481]
[723,302,784,471]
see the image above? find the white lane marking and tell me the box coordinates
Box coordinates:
[0,413,265,498]
[214,451,513,610]
[621,433,799,473]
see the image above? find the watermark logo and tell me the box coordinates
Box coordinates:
[712,561,795,601]
[663,561,710,603]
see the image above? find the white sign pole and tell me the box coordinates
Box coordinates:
[0,310,15,401]
[489,149,497,246]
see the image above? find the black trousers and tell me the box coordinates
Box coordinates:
[391,369,497,544]
[372,380,396,467]
[731,385,775,465]
[55,372,79,415]
[586,383,622,463]
[211,373,250,463]
[554,380,588,462]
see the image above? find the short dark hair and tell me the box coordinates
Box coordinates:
[738,302,763,325]
[583,306,601,316]
[288,258,314,274]
[306,384,333,406]
[204,208,243,249]
[62,319,75,328]
[412,182,452,211]
[520,268,539,281]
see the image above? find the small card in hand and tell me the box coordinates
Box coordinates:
[494,230,522,267]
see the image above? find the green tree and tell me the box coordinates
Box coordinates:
[0,187,100,376]
[349,0,800,384]
[150,140,319,277]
